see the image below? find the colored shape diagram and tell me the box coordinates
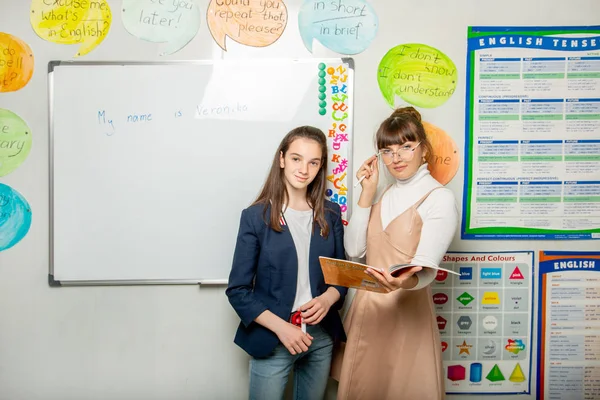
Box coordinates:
[435,269,448,281]
[486,364,505,382]
[509,363,526,382]
[0,32,34,93]
[482,315,498,331]
[457,340,472,355]
[482,291,500,304]
[0,108,32,177]
[437,315,447,330]
[457,291,474,306]
[510,266,524,279]
[207,0,287,51]
[122,0,201,55]
[377,43,457,108]
[457,316,472,331]
[30,0,112,57]
[422,121,459,185]
[470,363,482,382]
[482,339,497,355]
[505,338,525,355]
[433,292,448,304]
[0,183,32,252]
[298,0,378,55]
[447,365,465,381]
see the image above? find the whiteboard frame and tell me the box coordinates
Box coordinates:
[47,59,355,287]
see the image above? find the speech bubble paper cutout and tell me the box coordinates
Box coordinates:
[0,108,32,177]
[298,0,378,55]
[0,183,32,252]
[378,43,457,108]
[30,0,112,57]
[122,0,201,55]
[0,32,34,93]
[207,0,287,51]
[423,121,459,185]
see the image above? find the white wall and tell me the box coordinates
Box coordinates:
[0,0,598,399]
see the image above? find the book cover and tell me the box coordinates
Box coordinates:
[319,256,460,293]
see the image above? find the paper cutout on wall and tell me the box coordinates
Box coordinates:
[122,0,201,55]
[423,121,459,185]
[0,183,32,252]
[298,0,378,55]
[0,33,34,93]
[30,0,112,57]
[0,109,32,177]
[207,0,287,50]
[378,43,457,108]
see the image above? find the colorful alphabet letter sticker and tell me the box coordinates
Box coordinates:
[30,0,112,57]
[298,0,378,55]
[0,109,32,177]
[207,0,287,51]
[378,43,457,108]
[0,183,32,252]
[122,0,201,55]
[0,33,34,93]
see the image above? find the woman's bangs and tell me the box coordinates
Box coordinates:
[377,123,419,149]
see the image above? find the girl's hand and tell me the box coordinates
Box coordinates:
[274,323,313,355]
[300,289,338,325]
[365,266,423,292]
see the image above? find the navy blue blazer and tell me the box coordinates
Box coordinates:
[226,200,348,358]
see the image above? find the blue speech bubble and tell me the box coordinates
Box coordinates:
[298,0,378,55]
[0,183,32,252]
[122,0,201,56]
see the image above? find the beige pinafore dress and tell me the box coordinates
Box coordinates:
[332,188,445,400]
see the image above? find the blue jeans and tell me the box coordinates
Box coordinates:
[249,324,333,400]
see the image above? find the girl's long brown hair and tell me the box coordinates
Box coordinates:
[252,126,331,237]
[375,106,433,165]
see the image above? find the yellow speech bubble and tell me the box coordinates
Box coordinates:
[30,0,112,57]
[0,33,34,93]
[207,0,287,50]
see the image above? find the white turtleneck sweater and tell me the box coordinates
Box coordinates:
[344,164,459,290]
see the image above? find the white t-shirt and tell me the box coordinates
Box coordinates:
[283,207,314,312]
[344,164,459,290]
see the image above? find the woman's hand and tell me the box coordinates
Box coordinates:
[357,155,379,207]
[365,266,423,292]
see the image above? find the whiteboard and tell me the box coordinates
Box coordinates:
[49,59,354,285]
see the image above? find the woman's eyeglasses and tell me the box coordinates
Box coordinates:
[377,142,422,165]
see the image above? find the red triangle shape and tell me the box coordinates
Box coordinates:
[510,266,524,280]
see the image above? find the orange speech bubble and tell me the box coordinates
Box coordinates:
[0,33,34,93]
[207,0,287,50]
[423,121,459,185]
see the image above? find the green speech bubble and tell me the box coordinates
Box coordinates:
[378,43,457,109]
[0,108,32,177]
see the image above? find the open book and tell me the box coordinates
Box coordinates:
[319,256,460,293]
